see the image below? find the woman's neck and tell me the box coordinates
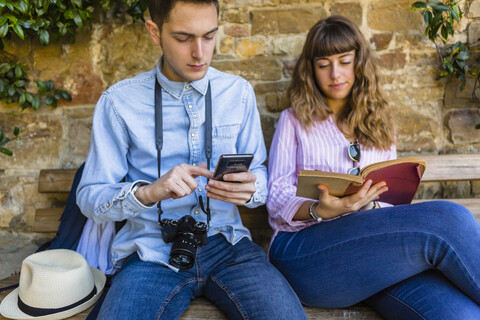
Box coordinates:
[328,98,347,120]
[328,99,355,140]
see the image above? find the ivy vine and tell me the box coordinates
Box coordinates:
[412,0,480,128]
[0,0,148,156]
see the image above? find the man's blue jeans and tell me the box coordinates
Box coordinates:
[97,234,306,320]
[269,201,480,319]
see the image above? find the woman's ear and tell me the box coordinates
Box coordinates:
[145,20,161,46]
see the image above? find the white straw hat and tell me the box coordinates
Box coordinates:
[0,249,106,320]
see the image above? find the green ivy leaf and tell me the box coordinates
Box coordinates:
[0,16,8,26]
[16,1,29,14]
[45,94,54,105]
[411,1,427,10]
[14,79,26,87]
[15,65,23,78]
[44,80,54,91]
[19,92,26,105]
[14,127,20,136]
[12,23,24,40]
[60,90,72,101]
[73,14,83,28]
[424,11,433,25]
[0,22,9,38]
[32,95,40,109]
[456,51,470,61]
[39,29,49,45]
[72,0,82,8]
[64,8,76,20]
[36,80,47,93]
[0,147,13,156]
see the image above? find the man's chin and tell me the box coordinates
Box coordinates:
[183,70,208,82]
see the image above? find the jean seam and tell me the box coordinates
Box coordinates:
[154,277,199,320]
[383,290,426,320]
[209,275,249,320]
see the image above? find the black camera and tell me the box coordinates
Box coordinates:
[159,215,208,269]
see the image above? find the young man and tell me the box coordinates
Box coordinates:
[76,0,307,319]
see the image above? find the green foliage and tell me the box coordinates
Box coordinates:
[0,126,20,156]
[0,0,147,48]
[412,1,480,128]
[412,0,462,44]
[0,0,148,155]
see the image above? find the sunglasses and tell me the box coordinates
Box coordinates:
[348,141,361,175]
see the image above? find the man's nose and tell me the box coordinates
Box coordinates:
[192,38,203,60]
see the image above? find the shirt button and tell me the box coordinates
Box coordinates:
[194,210,199,215]
[198,188,202,192]
[193,162,197,166]
[188,105,192,109]
[191,133,195,137]
[186,85,190,89]
[121,191,125,197]
[106,202,110,208]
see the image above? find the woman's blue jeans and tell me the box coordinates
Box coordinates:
[269,201,480,320]
[97,234,306,320]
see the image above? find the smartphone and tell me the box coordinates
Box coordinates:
[213,154,254,181]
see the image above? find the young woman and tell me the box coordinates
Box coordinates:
[267,15,480,319]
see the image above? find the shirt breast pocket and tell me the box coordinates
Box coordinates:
[212,123,240,161]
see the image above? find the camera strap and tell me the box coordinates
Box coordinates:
[154,79,212,227]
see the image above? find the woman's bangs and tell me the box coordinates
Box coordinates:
[312,26,357,58]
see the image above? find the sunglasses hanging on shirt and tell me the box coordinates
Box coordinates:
[348,140,361,175]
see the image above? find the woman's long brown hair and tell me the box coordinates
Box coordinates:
[287,15,394,150]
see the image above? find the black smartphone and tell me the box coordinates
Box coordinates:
[213,154,254,181]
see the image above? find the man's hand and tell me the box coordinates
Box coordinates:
[205,170,256,206]
[135,163,213,205]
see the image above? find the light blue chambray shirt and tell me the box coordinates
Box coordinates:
[76,59,268,271]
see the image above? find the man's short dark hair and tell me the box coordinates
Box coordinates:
[147,0,219,29]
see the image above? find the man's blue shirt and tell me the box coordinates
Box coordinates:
[76,59,268,271]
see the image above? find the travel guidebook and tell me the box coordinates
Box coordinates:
[296,157,427,205]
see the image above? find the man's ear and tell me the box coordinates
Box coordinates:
[145,20,161,46]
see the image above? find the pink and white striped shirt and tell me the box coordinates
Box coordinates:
[267,108,397,240]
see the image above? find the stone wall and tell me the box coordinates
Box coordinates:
[1,0,480,231]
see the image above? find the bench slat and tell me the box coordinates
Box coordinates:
[421,154,480,182]
[38,169,77,193]
[33,207,269,233]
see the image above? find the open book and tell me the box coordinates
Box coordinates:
[296,157,426,205]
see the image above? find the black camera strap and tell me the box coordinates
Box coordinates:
[154,79,212,227]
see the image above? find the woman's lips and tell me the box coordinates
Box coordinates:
[330,82,346,89]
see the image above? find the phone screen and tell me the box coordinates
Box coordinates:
[213,154,254,181]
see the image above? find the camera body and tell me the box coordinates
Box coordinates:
[160,215,207,269]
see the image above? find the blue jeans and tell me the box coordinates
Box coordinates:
[269,201,480,320]
[97,234,306,320]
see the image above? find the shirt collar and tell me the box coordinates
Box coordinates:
[155,57,210,99]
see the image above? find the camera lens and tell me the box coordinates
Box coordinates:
[169,233,198,269]
[169,254,194,269]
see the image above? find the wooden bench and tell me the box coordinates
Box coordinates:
[2,153,480,319]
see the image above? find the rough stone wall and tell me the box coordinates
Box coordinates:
[1,0,480,231]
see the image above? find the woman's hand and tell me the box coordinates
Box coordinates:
[315,180,388,220]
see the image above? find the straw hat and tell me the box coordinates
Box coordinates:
[0,249,106,320]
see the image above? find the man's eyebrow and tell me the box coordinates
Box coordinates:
[171,27,219,37]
